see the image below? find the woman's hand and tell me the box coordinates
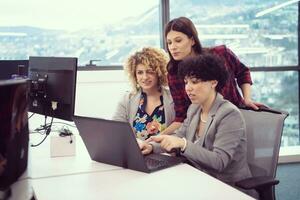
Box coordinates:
[241,83,267,110]
[160,122,182,135]
[150,135,184,152]
[137,139,153,155]
[244,98,266,110]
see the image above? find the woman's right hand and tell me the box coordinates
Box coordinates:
[137,140,153,155]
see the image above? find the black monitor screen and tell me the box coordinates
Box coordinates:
[28,56,77,121]
[0,79,29,190]
[0,60,29,80]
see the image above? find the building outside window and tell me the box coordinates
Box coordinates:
[0,0,160,66]
[170,0,299,147]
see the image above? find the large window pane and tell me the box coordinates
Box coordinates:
[170,0,298,67]
[251,71,299,146]
[0,0,160,66]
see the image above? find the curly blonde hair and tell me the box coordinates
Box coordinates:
[124,47,169,92]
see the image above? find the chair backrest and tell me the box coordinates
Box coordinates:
[240,108,289,178]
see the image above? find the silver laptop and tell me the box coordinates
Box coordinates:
[73,115,184,173]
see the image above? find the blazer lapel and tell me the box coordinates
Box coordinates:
[128,91,141,125]
[199,93,224,146]
[186,105,201,141]
[162,88,173,125]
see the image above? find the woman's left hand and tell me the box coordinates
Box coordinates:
[244,98,266,110]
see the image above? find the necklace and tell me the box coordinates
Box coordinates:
[200,112,207,123]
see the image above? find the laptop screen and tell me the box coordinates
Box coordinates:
[74,116,184,173]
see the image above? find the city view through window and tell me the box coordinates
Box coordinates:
[0,0,160,65]
[0,0,299,146]
[170,0,299,147]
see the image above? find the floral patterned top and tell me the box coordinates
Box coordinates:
[133,92,166,140]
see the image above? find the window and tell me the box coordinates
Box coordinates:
[251,71,299,146]
[170,0,298,67]
[0,0,160,66]
[1,0,299,149]
[170,0,299,147]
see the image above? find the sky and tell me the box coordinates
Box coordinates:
[0,0,158,31]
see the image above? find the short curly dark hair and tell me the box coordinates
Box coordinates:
[178,54,228,92]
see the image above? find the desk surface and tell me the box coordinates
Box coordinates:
[25,133,121,179]
[11,122,254,200]
[9,131,121,200]
[32,164,254,200]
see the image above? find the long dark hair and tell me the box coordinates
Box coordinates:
[164,17,203,72]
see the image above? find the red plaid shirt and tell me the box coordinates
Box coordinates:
[167,45,252,122]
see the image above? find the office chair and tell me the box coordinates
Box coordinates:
[235,107,289,200]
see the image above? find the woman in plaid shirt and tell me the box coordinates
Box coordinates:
[161,17,263,135]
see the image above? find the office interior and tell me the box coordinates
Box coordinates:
[0,0,300,200]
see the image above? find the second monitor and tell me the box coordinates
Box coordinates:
[28,56,77,121]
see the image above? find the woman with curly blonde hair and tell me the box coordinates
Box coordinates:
[113,47,175,141]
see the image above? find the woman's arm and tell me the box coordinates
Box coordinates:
[223,46,265,109]
[150,110,192,153]
[160,121,182,135]
[241,83,265,110]
[167,72,191,123]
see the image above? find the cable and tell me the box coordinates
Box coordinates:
[28,113,35,119]
[31,117,54,147]
[44,115,47,127]
[59,126,73,144]
[30,132,49,147]
[31,120,74,136]
[34,115,49,132]
[34,122,76,131]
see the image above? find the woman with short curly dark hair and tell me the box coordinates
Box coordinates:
[161,16,264,136]
[140,54,257,198]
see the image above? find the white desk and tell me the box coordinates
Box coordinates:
[8,126,254,200]
[8,132,121,200]
[26,133,121,179]
[32,164,254,200]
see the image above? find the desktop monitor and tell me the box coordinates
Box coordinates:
[0,79,29,193]
[28,56,77,121]
[0,60,29,80]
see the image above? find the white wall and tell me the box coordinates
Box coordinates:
[75,70,131,119]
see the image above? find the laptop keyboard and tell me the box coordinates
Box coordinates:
[144,154,183,171]
[145,157,169,169]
